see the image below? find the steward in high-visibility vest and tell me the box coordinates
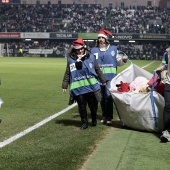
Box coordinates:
[91,29,128,125]
[62,38,106,130]
[162,46,169,65]
[18,48,23,56]
[91,45,117,81]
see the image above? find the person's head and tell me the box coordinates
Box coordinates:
[96,29,112,47]
[165,45,170,52]
[72,38,86,55]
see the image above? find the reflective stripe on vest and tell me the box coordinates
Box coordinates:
[70,77,97,90]
[162,60,166,64]
[102,67,117,74]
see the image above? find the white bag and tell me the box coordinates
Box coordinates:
[110,63,164,132]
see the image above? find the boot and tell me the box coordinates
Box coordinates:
[91,113,97,126]
[79,104,88,130]
[90,101,98,126]
[92,120,97,126]
[80,119,88,129]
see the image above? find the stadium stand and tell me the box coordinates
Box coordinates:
[0,3,169,59]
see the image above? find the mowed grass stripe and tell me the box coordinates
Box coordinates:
[0,57,68,140]
[0,58,163,170]
[0,103,77,148]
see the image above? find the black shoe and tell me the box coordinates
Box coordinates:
[0,118,2,123]
[160,135,168,143]
[80,123,88,129]
[92,120,97,126]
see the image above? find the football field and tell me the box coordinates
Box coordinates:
[0,57,169,170]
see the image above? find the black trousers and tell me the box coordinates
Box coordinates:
[100,85,113,120]
[163,83,170,132]
[76,92,98,122]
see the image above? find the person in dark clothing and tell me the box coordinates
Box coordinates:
[62,38,106,129]
[161,46,169,83]
[157,49,170,142]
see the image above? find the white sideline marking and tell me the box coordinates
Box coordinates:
[141,61,155,68]
[0,103,77,148]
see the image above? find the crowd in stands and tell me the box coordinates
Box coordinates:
[0,3,170,59]
[2,40,167,60]
[0,3,170,34]
[117,42,165,60]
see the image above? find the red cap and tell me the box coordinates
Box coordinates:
[72,38,86,49]
[98,29,112,39]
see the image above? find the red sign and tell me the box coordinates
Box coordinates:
[0,33,21,39]
[2,0,9,3]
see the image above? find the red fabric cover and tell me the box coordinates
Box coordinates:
[148,75,165,96]
[117,81,130,92]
